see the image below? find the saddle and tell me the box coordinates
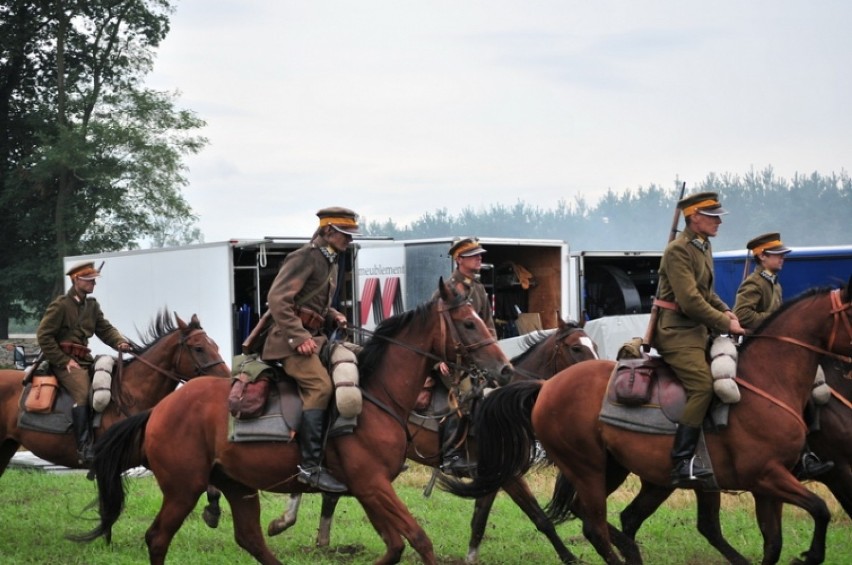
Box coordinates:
[599,354,730,435]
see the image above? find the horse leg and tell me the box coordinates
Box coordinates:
[816,462,852,520]
[355,482,436,565]
[267,493,302,537]
[221,482,283,565]
[693,490,750,565]
[466,492,497,564]
[501,477,579,564]
[145,482,210,565]
[202,486,222,528]
[0,438,20,478]
[316,492,341,547]
[754,494,783,565]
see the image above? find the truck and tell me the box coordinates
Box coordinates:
[713,244,852,306]
[65,237,665,362]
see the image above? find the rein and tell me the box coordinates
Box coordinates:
[746,289,852,364]
[735,288,852,434]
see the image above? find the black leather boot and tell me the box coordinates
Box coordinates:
[297,410,347,493]
[793,446,834,480]
[71,405,93,465]
[441,414,474,474]
[670,424,714,487]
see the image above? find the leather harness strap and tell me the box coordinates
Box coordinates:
[734,377,807,434]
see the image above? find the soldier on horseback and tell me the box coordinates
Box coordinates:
[733,232,833,479]
[261,206,359,493]
[434,237,497,473]
[36,261,132,465]
[652,192,745,487]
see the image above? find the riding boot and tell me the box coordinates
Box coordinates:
[670,424,714,487]
[71,404,94,465]
[441,414,474,474]
[793,445,834,480]
[296,409,348,493]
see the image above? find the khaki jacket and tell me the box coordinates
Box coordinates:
[262,235,343,360]
[733,267,782,330]
[653,227,731,351]
[36,288,127,367]
[434,269,497,338]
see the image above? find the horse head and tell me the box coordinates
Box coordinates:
[553,318,599,370]
[437,277,513,388]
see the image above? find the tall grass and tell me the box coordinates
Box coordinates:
[0,464,849,564]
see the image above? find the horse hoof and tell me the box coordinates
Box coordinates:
[267,517,295,537]
[202,506,221,529]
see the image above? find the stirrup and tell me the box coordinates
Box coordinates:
[671,456,713,486]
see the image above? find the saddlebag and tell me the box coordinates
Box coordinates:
[24,375,60,413]
[612,357,656,406]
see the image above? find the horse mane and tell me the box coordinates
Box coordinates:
[510,319,582,365]
[740,285,835,353]
[357,301,434,386]
[130,308,199,355]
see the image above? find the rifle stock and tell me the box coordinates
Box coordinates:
[642,182,687,346]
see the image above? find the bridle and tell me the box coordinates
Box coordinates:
[126,328,227,385]
[436,296,498,371]
[550,327,597,372]
[747,289,852,364]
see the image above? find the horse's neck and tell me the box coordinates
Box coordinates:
[514,342,552,378]
[117,353,180,413]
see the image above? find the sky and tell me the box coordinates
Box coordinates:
[146,1,852,243]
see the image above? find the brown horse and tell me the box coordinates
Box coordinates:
[258,318,597,564]
[76,279,513,565]
[604,355,852,565]
[444,280,852,564]
[0,310,229,477]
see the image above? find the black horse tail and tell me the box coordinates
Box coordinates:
[439,379,543,498]
[545,472,578,524]
[68,410,151,544]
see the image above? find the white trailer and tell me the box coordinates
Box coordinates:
[63,238,363,364]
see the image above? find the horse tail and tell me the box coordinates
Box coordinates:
[68,410,151,544]
[545,471,578,524]
[439,379,543,498]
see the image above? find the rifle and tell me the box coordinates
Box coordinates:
[21,352,45,385]
[642,182,687,347]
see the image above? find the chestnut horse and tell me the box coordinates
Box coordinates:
[256,318,597,564]
[0,310,228,477]
[444,280,852,564]
[76,279,512,565]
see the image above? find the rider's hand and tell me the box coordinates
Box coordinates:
[296,338,318,356]
[435,362,450,376]
[66,359,81,372]
[335,315,348,329]
[728,318,746,336]
[117,342,133,353]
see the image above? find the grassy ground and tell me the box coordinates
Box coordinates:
[0,463,849,564]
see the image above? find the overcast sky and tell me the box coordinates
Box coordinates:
[146,1,852,242]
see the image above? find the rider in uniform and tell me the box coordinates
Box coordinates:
[262,206,359,494]
[733,232,833,479]
[651,192,745,487]
[435,237,497,473]
[36,261,132,464]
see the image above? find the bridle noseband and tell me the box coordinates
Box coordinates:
[131,328,227,384]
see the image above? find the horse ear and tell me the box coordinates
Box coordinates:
[438,276,450,301]
[191,313,200,326]
[175,313,188,329]
[557,316,567,330]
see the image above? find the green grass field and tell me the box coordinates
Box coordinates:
[0,463,849,564]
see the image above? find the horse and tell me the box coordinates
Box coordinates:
[254,317,598,564]
[0,310,229,476]
[597,354,852,565]
[75,278,513,565]
[443,280,852,565]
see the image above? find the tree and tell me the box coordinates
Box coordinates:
[0,0,206,337]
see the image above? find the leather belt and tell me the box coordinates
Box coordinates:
[653,298,680,312]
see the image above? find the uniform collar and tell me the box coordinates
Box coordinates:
[758,268,778,284]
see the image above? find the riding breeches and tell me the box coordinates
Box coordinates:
[659,346,713,427]
[52,365,91,406]
[283,353,333,410]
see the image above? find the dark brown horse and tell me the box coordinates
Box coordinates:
[257,318,597,564]
[0,311,229,477]
[444,281,852,564]
[76,279,513,565]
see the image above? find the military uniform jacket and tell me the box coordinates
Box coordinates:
[652,227,731,351]
[435,269,497,338]
[733,267,782,330]
[262,235,343,360]
[36,288,126,367]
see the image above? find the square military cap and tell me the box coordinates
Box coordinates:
[449,237,487,259]
[66,261,101,281]
[677,191,728,217]
[317,206,361,235]
[747,232,791,255]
